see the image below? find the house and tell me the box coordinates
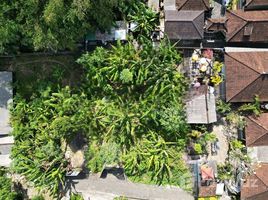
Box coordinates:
[226,10,268,44]
[0,71,13,167]
[186,86,217,124]
[244,0,268,10]
[164,10,204,41]
[241,163,268,200]
[241,113,268,199]
[176,0,210,11]
[225,51,268,102]
[245,113,268,163]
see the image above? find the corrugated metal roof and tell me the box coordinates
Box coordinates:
[186,86,217,124]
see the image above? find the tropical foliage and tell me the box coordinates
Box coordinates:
[11,87,91,197]
[10,1,192,196]
[0,167,22,200]
[0,0,120,53]
[78,37,190,188]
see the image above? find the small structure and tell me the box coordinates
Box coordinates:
[225,51,268,102]
[244,0,268,10]
[0,71,13,167]
[176,0,210,11]
[241,163,268,200]
[164,10,204,40]
[226,10,268,44]
[186,86,217,124]
[85,21,128,47]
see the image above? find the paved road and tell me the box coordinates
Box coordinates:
[71,174,194,200]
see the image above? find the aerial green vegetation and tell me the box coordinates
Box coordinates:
[11,37,191,196]
[0,167,22,200]
[0,0,123,53]
[78,38,191,188]
[9,1,192,197]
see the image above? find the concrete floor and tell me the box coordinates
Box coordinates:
[71,174,194,200]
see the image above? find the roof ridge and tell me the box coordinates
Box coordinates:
[246,0,253,7]
[192,11,204,38]
[246,174,268,199]
[226,11,247,42]
[226,53,261,102]
[202,0,210,9]
[226,52,261,74]
[228,74,260,102]
[247,117,268,146]
[177,0,188,10]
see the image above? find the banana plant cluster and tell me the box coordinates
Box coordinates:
[78,37,190,187]
[10,87,91,197]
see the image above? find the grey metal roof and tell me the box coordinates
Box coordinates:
[186,86,217,124]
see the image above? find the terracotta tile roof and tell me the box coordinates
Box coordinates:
[225,51,268,102]
[176,0,209,11]
[226,10,268,42]
[241,164,268,200]
[164,10,204,40]
[245,113,268,147]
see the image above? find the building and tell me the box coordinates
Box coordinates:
[176,0,210,11]
[164,10,205,41]
[225,51,268,102]
[241,163,268,200]
[186,86,217,124]
[245,113,268,163]
[226,10,268,45]
[244,0,268,10]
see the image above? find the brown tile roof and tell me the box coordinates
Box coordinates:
[226,10,268,42]
[245,113,268,147]
[199,182,217,197]
[206,18,227,32]
[246,0,268,8]
[241,164,268,200]
[176,0,209,11]
[164,10,204,40]
[225,51,268,102]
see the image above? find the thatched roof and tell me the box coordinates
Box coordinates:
[225,51,268,102]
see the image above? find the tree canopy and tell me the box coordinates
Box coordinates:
[0,0,120,53]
